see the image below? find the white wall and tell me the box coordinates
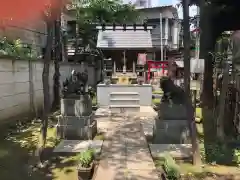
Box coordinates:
[137,7,180,49]
[0,59,100,123]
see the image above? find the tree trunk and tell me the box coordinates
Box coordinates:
[41,20,53,150]
[53,16,61,109]
[199,1,222,162]
[199,2,220,140]
[183,0,201,165]
[216,63,229,139]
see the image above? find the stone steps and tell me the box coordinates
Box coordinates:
[109,104,140,113]
[110,91,139,99]
[109,91,140,112]
[110,98,140,105]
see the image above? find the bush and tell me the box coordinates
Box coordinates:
[233,149,240,166]
[162,153,180,180]
[201,141,240,165]
[76,148,95,168]
[0,37,38,59]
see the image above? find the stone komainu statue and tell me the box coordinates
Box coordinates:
[61,70,88,98]
[160,77,186,105]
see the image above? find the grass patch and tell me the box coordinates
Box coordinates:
[178,162,240,179]
[94,133,105,140]
[92,96,97,106]
[195,107,202,119]
[153,89,163,94]
[152,98,161,105]
[155,155,240,179]
[0,118,80,180]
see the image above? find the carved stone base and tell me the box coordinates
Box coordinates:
[61,95,92,116]
[56,115,97,140]
[153,119,190,144]
[157,103,187,120]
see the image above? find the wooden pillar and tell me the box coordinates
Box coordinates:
[165,18,169,45]
[164,48,167,60]
[113,59,116,75]
[133,60,135,73]
[123,50,126,73]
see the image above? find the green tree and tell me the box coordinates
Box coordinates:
[72,0,139,54]
[187,0,240,163]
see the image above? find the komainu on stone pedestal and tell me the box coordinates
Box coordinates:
[57,69,96,140]
[153,77,190,144]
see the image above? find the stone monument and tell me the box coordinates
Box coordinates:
[57,69,97,140]
[153,77,190,144]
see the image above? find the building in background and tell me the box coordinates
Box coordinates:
[62,5,181,62]
[134,0,151,8]
[123,0,151,8]
[136,6,182,60]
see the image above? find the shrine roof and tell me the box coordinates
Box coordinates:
[96,26,153,49]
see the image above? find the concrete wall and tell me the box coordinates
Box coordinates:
[0,58,100,123]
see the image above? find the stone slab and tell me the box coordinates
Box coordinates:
[93,118,160,180]
[126,146,156,170]
[149,144,192,159]
[53,140,103,154]
[95,108,111,116]
[93,162,125,180]
[95,106,157,117]
[126,169,159,180]
[95,116,115,133]
[141,118,154,138]
[100,140,126,163]
[139,106,157,117]
[93,140,126,180]
[124,123,148,147]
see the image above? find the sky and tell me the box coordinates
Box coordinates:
[123,0,197,18]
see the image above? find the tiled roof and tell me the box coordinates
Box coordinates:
[97,29,153,49]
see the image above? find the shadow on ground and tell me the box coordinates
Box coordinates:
[93,114,160,180]
[0,119,78,180]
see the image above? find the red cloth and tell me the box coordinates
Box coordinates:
[0,0,65,24]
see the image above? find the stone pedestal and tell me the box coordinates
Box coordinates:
[61,94,92,116]
[58,94,96,140]
[153,103,190,144]
[157,103,187,120]
[56,114,97,140]
[153,119,190,144]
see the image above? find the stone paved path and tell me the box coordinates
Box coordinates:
[93,115,159,180]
